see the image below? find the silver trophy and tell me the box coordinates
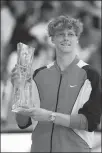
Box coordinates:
[12,42,35,112]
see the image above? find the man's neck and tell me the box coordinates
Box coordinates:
[56,52,76,71]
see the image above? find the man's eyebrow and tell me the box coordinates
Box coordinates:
[69,32,74,34]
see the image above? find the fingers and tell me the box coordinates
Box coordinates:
[21,105,30,109]
[27,107,36,113]
[11,72,19,79]
[25,107,36,117]
[17,107,35,113]
[11,74,19,85]
[13,106,36,117]
[11,66,18,76]
[15,108,33,117]
[11,65,20,85]
[11,64,18,73]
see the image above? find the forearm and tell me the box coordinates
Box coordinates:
[54,112,88,130]
[15,114,32,129]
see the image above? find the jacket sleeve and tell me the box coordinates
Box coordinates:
[78,66,102,132]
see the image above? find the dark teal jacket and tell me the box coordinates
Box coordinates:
[17,56,101,152]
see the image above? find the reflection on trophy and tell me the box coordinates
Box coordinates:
[12,42,35,112]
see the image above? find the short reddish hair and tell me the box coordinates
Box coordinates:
[48,15,83,38]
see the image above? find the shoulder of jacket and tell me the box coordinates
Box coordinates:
[33,62,55,78]
[46,62,55,68]
[33,66,47,78]
[76,60,89,68]
[77,60,101,81]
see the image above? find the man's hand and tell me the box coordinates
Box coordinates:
[15,107,52,122]
[11,65,20,86]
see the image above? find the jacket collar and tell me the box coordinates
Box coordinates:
[54,55,79,74]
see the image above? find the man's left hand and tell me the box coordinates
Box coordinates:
[15,107,52,122]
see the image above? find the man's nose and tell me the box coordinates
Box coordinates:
[64,34,69,40]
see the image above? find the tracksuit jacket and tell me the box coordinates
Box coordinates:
[17,56,101,152]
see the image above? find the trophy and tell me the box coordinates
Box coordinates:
[12,42,35,112]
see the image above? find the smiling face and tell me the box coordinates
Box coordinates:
[51,28,78,54]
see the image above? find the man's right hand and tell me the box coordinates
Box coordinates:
[11,65,20,86]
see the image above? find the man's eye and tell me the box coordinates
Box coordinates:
[68,33,74,36]
[59,33,63,36]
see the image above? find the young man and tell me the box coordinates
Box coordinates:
[11,16,101,152]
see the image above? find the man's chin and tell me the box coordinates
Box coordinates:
[62,49,72,53]
[60,46,72,52]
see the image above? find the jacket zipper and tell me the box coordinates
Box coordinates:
[50,74,62,152]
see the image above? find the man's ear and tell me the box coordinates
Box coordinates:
[76,37,79,43]
[51,37,54,44]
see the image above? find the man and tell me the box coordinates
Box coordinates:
[11,16,101,152]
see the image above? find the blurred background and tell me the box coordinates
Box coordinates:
[1,0,101,152]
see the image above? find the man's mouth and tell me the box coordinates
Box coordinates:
[61,42,71,46]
